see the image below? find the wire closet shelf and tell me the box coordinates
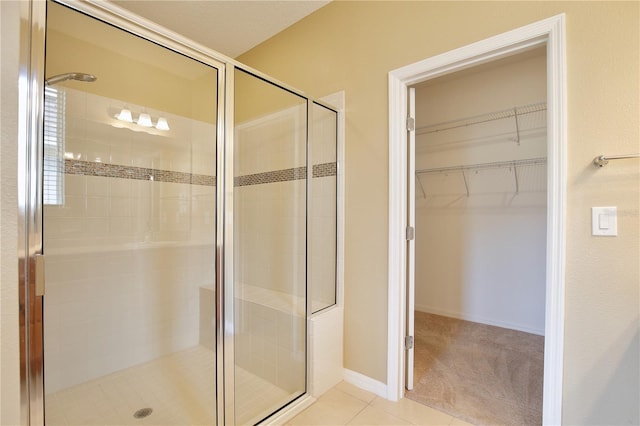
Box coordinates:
[416,101,547,146]
[416,157,547,175]
[415,101,548,198]
[415,157,547,198]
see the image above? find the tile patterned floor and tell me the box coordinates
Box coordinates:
[45,346,293,426]
[288,382,474,426]
[45,346,216,425]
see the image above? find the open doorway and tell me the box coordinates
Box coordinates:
[387,15,567,425]
[406,47,547,425]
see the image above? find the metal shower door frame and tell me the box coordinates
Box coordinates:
[18,1,229,424]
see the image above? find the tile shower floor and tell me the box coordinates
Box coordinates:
[45,345,290,425]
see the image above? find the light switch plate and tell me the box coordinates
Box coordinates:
[592,206,617,236]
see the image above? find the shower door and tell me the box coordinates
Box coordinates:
[231,68,308,424]
[42,2,222,425]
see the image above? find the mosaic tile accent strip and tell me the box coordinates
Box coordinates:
[64,160,336,187]
[64,159,216,186]
[312,162,337,178]
[234,166,307,187]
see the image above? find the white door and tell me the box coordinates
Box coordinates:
[405,87,416,391]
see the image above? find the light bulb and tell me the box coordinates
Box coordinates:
[155,117,170,131]
[137,113,153,127]
[116,108,133,122]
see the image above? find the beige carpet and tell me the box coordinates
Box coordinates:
[405,312,544,426]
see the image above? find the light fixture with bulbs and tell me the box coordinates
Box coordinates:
[155,117,170,131]
[137,112,153,127]
[115,107,170,131]
[116,108,133,123]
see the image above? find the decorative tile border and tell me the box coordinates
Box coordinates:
[235,166,307,187]
[234,161,336,186]
[64,159,337,187]
[65,159,216,186]
[313,162,337,178]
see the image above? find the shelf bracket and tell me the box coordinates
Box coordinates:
[461,170,470,197]
[513,161,519,194]
[513,107,521,145]
[416,175,426,199]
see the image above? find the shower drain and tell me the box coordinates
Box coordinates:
[133,407,153,419]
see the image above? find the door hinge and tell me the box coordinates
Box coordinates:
[406,117,415,132]
[406,226,415,241]
[404,335,414,350]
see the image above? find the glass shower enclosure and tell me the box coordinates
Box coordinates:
[43,3,220,424]
[21,1,339,425]
[233,69,307,424]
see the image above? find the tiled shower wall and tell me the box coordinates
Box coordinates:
[44,244,215,393]
[44,88,216,393]
[234,105,307,394]
[43,88,338,396]
[233,102,338,393]
[46,88,216,248]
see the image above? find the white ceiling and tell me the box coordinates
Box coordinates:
[111,0,331,58]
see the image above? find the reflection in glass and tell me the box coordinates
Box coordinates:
[43,2,218,425]
[233,68,307,424]
[310,102,338,313]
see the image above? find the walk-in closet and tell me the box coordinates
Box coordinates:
[406,47,547,425]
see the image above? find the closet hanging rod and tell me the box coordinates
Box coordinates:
[416,157,546,175]
[416,101,546,135]
[593,153,640,167]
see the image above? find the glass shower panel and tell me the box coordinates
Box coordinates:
[43,2,218,425]
[310,102,338,313]
[233,68,307,424]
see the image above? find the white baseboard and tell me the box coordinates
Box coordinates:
[343,368,388,399]
[415,304,545,336]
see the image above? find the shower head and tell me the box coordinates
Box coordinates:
[45,72,97,86]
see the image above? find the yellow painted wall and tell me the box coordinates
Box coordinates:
[234,67,306,125]
[238,1,640,424]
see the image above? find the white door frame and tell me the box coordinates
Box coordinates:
[387,14,566,425]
